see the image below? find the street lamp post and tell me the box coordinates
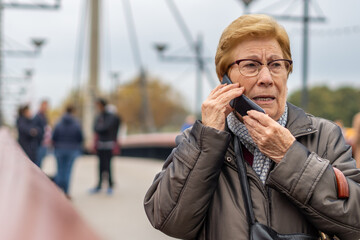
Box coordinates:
[0,38,45,125]
[0,0,60,126]
[3,38,46,57]
[154,35,210,117]
[1,68,33,124]
[110,71,121,103]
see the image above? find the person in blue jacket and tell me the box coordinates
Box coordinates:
[52,105,83,199]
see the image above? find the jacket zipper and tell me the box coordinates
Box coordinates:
[246,170,271,224]
[266,187,272,226]
[265,161,276,227]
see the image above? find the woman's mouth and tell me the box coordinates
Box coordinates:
[253,97,274,101]
[252,96,275,103]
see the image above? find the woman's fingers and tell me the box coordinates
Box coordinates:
[209,83,240,100]
[243,112,295,162]
[201,84,244,130]
[246,110,272,126]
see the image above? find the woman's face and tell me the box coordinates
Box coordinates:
[228,38,288,121]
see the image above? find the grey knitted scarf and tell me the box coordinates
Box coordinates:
[227,105,288,184]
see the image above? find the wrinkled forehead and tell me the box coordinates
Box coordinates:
[230,38,284,61]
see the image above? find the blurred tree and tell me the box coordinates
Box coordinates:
[47,90,86,127]
[51,76,190,134]
[48,108,62,127]
[110,75,190,133]
[288,86,360,127]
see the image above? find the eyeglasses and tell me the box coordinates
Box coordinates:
[227,59,293,77]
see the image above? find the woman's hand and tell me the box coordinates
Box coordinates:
[243,110,295,163]
[201,83,244,131]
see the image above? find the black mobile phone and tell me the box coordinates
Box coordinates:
[221,74,265,116]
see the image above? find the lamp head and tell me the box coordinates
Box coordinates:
[31,38,46,50]
[154,43,167,53]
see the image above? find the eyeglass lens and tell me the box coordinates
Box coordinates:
[238,60,290,77]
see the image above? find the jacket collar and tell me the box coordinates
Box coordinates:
[285,102,318,138]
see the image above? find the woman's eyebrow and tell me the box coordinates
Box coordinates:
[242,54,261,60]
[267,54,283,60]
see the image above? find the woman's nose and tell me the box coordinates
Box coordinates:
[257,67,274,86]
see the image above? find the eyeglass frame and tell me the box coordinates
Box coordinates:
[226,58,293,77]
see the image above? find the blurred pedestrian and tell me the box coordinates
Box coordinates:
[16,104,39,163]
[52,105,83,199]
[180,115,196,132]
[352,112,360,168]
[33,99,50,168]
[334,119,345,136]
[89,98,120,195]
[106,104,122,155]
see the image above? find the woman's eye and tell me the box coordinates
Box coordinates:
[244,62,258,68]
[270,62,282,68]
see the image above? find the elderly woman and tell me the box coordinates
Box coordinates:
[144,14,360,240]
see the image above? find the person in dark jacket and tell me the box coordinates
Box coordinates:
[52,105,83,198]
[89,98,120,195]
[16,104,39,163]
[144,14,360,240]
[33,99,50,168]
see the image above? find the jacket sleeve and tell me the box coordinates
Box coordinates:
[52,125,59,143]
[33,114,45,137]
[267,121,360,240]
[143,121,231,239]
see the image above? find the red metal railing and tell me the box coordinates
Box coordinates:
[0,128,101,240]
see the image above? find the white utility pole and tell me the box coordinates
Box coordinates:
[83,0,100,149]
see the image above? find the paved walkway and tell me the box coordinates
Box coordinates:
[42,155,176,240]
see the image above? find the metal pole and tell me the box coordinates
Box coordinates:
[166,0,217,114]
[139,68,155,132]
[122,0,155,132]
[83,0,100,149]
[195,34,203,117]
[301,0,309,111]
[73,0,89,118]
[89,0,100,97]
[0,0,3,125]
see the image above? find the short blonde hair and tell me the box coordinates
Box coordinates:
[215,14,292,80]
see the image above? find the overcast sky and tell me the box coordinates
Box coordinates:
[3,0,360,124]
